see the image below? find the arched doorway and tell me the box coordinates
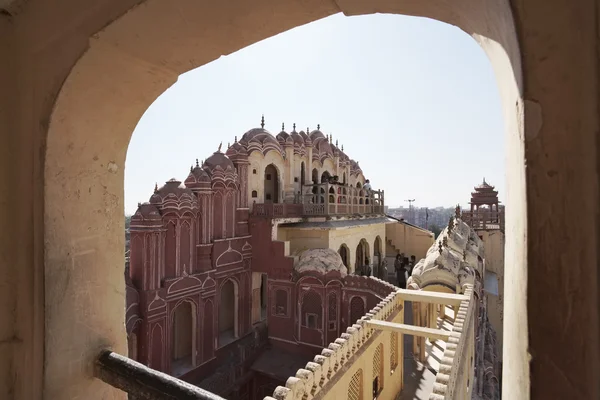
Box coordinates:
[300,162,306,186]
[36,0,564,398]
[321,171,331,183]
[374,236,383,279]
[171,301,196,375]
[218,279,238,347]
[355,239,370,275]
[338,244,350,269]
[264,164,279,203]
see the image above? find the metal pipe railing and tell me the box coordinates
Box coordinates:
[95,350,226,400]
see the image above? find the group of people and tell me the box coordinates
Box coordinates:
[394,253,415,289]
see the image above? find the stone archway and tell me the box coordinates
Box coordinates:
[338,244,350,270]
[218,279,239,347]
[264,163,279,203]
[170,300,197,376]
[35,0,594,399]
[374,236,383,278]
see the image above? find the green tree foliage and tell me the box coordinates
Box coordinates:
[429,224,443,239]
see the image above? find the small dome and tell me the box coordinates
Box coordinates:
[226,140,247,157]
[239,127,284,156]
[185,165,211,188]
[203,151,234,171]
[239,127,269,143]
[276,130,293,145]
[131,202,161,222]
[150,179,193,204]
[290,130,306,146]
[309,129,326,141]
[298,130,309,142]
[294,248,348,277]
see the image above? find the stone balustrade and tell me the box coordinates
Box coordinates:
[429,285,476,400]
[251,183,385,218]
[264,278,476,400]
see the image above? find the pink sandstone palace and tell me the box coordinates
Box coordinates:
[125,119,393,399]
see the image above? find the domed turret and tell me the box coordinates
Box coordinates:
[294,248,348,277]
[185,159,211,190]
[203,151,234,173]
[276,124,293,146]
[131,202,162,227]
[149,179,197,211]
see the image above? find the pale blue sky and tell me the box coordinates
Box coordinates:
[125,13,505,215]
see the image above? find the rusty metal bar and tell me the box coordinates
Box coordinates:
[95,350,225,400]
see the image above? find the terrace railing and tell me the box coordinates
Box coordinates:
[251,183,385,218]
[95,350,226,400]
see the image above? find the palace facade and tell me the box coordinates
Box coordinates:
[126,120,400,398]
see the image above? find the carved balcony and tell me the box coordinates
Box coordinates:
[251,183,385,218]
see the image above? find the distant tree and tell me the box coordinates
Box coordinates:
[429,224,442,239]
[125,214,132,230]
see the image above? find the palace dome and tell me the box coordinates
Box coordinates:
[239,127,284,156]
[226,140,248,158]
[276,130,293,145]
[294,248,348,277]
[290,130,305,146]
[185,164,211,187]
[150,178,194,204]
[131,202,161,222]
[309,129,326,141]
[203,151,234,171]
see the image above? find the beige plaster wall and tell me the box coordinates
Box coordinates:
[277,221,385,274]
[479,229,505,354]
[386,221,435,260]
[248,150,286,208]
[328,223,386,273]
[277,228,329,255]
[321,310,404,400]
[1,0,598,399]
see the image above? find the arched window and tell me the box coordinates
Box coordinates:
[390,332,398,373]
[251,190,258,198]
[338,244,349,268]
[264,164,279,203]
[372,343,384,396]
[171,301,196,375]
[219,280,238,346]
[350,296,366,325]
[328,292,337,331]
[301,290,322,329]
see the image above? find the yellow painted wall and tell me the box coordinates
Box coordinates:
[385,221,434,260]
[479,229,505,354]
[322,308,404,400]
[248,150,286,209]
[277,221,386,273]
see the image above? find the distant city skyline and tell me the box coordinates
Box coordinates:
[125,13,505,214]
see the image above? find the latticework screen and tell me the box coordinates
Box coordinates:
[350,296,366,325]
[301,290,322,328]
[390,332,398,373]
[328,292,337,322]
[373,343,384,394]
[348,368,363,400]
